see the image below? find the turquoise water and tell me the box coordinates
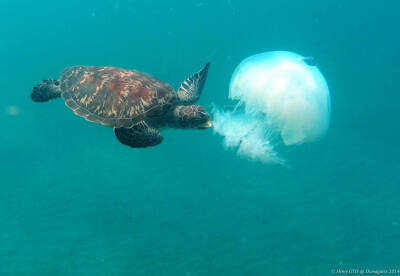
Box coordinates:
[1,0,400,275]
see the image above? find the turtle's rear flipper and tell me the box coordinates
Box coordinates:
[31,79,62,102]
[177,62,210,104]
[114,122,163,148]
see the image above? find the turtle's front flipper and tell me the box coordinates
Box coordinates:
[114,122,163,148]
[31,79,62,102]
[177,62,210,104]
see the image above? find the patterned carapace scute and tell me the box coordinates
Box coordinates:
[60,66,175,128]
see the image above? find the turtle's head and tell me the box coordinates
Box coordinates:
[169,105,212,129]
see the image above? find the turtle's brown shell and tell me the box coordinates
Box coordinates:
[60,66,176,128]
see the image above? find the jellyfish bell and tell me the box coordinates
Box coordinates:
[212,51,331,165]
[229,51,331,146]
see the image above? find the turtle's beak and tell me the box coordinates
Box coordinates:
[198,120,212,129]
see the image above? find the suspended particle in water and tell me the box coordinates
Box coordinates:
[5,105,20,116]
[297,56,318,66]
[227,0,237,15]
[113,1,120,13]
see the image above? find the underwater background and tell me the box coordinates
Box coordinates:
[1,0,399,275]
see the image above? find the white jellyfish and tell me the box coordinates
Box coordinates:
[213,51,331,164]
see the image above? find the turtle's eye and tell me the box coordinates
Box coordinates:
[192,107,211,129]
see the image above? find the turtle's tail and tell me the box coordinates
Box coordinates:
[31,79,62,102]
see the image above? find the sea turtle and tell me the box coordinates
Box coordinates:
[30,63,212,148]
